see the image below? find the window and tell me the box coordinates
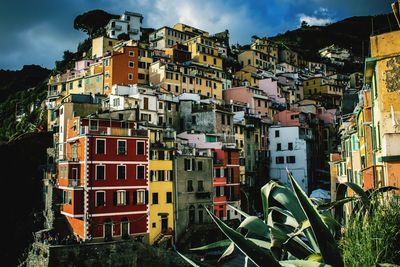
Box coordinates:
[152,193,158,204]
[128,61,134,68]
[286,156,296,164]
[277,143,281,151]
[115,191,128,205]
[117,165,126,180]
[166,192,172,203]
[128,73,133,80]
[276,156,284,164]
[275,130,280,137]
[135,190,146,204]
[187,180,194,192]
[137,166,145,179]
[288,142,293,150]
[198,181,204,192]
[96,165,105,180]
[137,141,145,155]
[184,158,193,171]
[221,114,225,124]
[90,120,98,131]
[197,161,203,171]
[129,51,134,57]
[63,191,72,205]
[117,140,126,155]
[96,191,105,207]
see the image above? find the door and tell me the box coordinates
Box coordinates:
[104,221,112,241]
[161,216,168,233]
[121,219,129,239]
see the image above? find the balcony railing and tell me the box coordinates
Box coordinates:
[213,159,224,166]
[68,179,81,187]
[195,191,211,199]
[79,126,148,138]
[47,90,60,98]
[129,28,139,34]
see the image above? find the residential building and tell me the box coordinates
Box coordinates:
[269,126,313,193]
[57,116,150,242]
[318,44,351,66]
[184,35,223,68]
[92,36,119,59]
[106,11,143,41]
[148,127,175,245]
[149,26,193,50]
[174,152,213,241]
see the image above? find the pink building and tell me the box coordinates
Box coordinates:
[259,78,286,104]
[223,86,270,116]
[273,110,309,127]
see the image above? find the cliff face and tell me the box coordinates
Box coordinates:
[0,132,52,266]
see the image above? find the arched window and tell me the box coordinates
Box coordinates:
[198,205,204,224]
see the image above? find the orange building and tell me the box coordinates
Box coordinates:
[103,46,139,94]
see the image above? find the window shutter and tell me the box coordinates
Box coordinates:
[133,191,137,205]
[125,191,130,205]
[113,192,117,206]
[145,191,149,204]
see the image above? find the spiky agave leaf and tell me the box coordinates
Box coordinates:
[205,207,281,267]
[190,239,231,251]
[261,181,319,252]
[287,169,344,267]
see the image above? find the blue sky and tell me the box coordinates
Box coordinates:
[0,0,393,70]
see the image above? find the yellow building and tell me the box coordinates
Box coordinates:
[363,29,400,189]
[148,128,175,245]
[138,43,153,85]
[149,61,224,99]
[234,67,261,88]
[184,35,223,68]
[92,36,119,59]
[173,23,208,37]
[234,123,245,183]
[238,50,276,72]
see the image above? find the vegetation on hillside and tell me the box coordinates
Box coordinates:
[271,13,397,60]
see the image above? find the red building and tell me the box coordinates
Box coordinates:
[212,147,241,220]
[57,116,149,242]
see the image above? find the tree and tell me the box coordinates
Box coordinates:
[117,33,130,41]
[301,20,309,28]
[73,9,118,37]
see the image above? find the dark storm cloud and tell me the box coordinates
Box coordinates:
[0,0,394,70]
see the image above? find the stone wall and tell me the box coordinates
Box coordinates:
[26,240,188,267]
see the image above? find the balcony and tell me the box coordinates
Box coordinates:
[47,90,60,98]
[195,191,211,199]
[67,179,82,187]
[213,159,224,166]
[79,126,148,138]
[45,100,57,109]
[129,28,139,34]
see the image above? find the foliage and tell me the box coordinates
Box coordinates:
[118,33,130,41]
[341,195,400,266]
[179,170,399,267]
[73,9,118,37]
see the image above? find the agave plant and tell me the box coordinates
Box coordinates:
[178,170,398,267]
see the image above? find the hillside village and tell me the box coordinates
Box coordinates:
[18,7,400,267]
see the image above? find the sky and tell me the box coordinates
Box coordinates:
[0,0,394,70]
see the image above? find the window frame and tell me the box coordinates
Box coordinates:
[96,191,106,207]
[96,139,106,154]
[117,139,127,155]
[136,165,145,179]
[117,165,126,180]
[96,164,106,181]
